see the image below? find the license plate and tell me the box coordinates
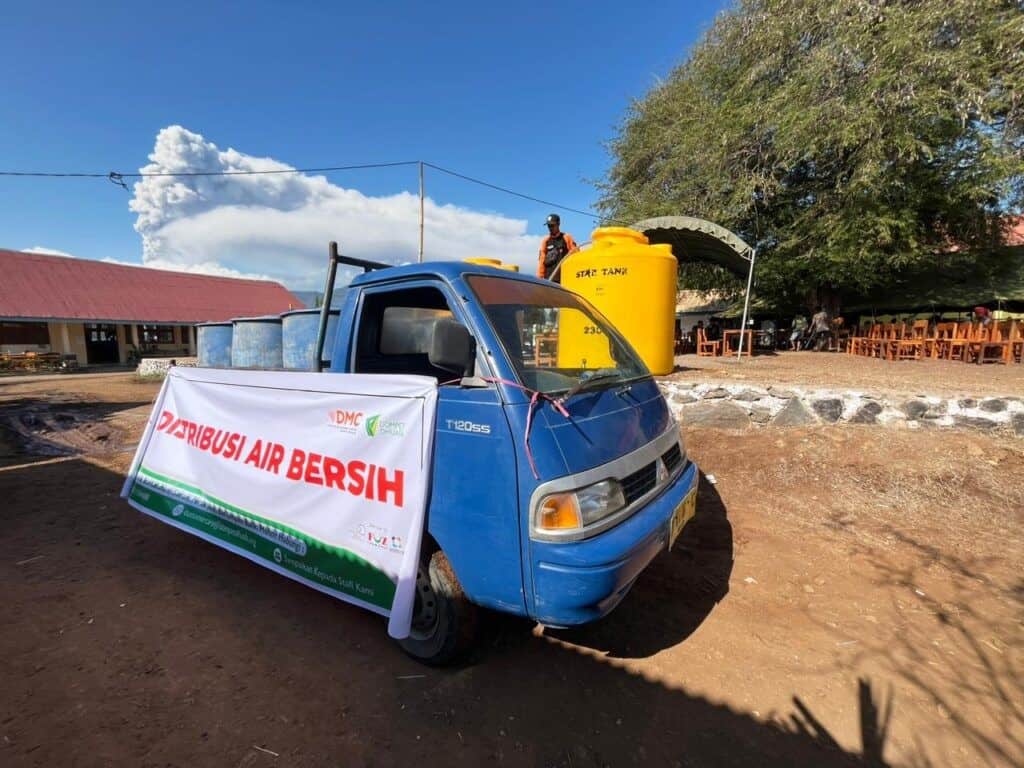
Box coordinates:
[669,485,698,550]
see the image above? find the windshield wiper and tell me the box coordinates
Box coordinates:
[558,370,624,403]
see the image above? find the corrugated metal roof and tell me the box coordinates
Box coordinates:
[630,216,754,276]
[0,249,304,323]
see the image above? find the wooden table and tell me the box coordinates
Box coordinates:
[722,329,755,356]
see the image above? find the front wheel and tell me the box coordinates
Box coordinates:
[396,549,479,666]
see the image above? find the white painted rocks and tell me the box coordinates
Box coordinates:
[657,379,1023,436]
[136,357,199,378]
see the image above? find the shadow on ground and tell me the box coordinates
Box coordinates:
[544,470,732,658]
[3,459,901,767]
[805,523,1024,768]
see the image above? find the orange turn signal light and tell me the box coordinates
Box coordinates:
[538,494,582,530]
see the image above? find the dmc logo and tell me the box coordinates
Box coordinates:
[171,504,185,517]
[328,409,364,434]
[273,547,283,564]
[331,410,363,426]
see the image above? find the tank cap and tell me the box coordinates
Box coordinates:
[591,226,649,245]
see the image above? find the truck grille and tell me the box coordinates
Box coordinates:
[662,443,683,474]
[621,461,657,504]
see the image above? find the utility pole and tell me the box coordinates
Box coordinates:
[418,161,425,263]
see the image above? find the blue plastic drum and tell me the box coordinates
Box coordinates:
[230,316,283,369]
[281,308,340,371]
[196,322,233,368]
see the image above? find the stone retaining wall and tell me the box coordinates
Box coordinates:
[136,357,199,378]
[658,380,1024,436]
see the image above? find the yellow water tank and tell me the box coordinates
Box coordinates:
[464,257,520,272]
[558,227,678,375]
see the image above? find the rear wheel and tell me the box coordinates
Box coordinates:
[396,549,478,666]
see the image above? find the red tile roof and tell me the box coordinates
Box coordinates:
[0,249,304,323]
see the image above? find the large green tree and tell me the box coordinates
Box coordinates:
[599,0,1024,310]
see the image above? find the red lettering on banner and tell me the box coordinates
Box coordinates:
[156,411,174,431]
[323,456,346,489]
[286,448,306,480]
[304,451,324,485]
[199,426,214,451]
[148,409,407,508]
[211,430,229,456]
[333,410,362,427]
[347,461,366,496]
[244,439,264,467]
[376,466,404,508]
[265,443,285,475]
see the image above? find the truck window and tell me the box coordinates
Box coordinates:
[354,286,456,379]
[466,275,649,395]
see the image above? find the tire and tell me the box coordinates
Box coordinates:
[396,549,479,666]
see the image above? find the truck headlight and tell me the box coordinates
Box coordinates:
[535,479,627,536]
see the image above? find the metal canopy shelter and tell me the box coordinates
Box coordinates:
[631,216,757,358]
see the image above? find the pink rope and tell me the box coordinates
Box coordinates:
[481,376,570,479]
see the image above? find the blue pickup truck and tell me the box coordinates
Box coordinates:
[315,245,699,664]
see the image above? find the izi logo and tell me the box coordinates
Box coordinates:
[365,414,406,438]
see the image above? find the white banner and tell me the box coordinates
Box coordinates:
[121,367,438,639]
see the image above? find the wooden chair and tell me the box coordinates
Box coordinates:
[1008,321,1023,364]
[696,328,722,357]
[945,322,977,362]
[968,320,1013,365]
[828,318,846,352]
[880,323,905,361]
[864,323,887,358]
[927,322,958,359]
[847,323,871,355]
[896,320,929,361]
[533,333,558,366]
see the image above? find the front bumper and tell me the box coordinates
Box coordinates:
[528,459,699,626]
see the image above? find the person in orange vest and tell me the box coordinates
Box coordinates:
[537,213,577,283]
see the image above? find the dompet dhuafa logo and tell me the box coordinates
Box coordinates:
[365,413,406,438]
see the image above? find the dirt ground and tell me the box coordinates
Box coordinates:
[675,350,1024,397]
[1,373,1021,767]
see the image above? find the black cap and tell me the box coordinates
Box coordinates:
[545,213,560,226]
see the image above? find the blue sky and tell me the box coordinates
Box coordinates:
[1,0,728,287]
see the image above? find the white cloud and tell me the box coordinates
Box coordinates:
[23,246,77,258]
[129,126,539,289]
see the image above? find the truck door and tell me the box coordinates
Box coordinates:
[350,281,526,616]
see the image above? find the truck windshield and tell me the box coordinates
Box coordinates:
[466,275,650,396]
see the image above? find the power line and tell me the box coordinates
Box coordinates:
[0,160,419,179]
[0,158,602,220]
[423,162,601,219]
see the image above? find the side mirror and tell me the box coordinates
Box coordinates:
[429,318,476,377]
